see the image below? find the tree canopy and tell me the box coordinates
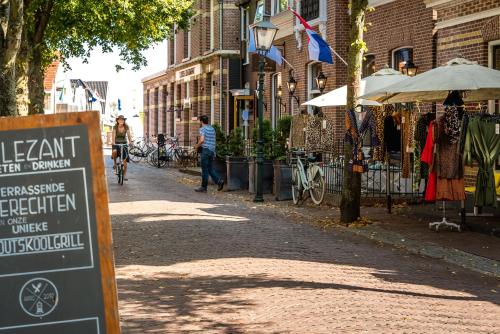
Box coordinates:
[44,0,193,70]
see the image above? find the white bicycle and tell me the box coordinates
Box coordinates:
[291,153,326,205]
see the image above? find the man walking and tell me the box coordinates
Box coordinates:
[194,115,224,192]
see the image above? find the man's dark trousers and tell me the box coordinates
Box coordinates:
[201,148,220,189]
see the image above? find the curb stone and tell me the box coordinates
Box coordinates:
[341,224,500,279]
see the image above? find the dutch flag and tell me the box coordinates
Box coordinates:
[291,8,333,64]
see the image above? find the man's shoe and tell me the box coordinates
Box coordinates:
[194,187,207,193]
[217,180,224,191]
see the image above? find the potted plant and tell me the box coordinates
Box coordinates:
[249,120,275,194]
[273,116,293,201]
[212,123,228,182]
[225,127,249,191]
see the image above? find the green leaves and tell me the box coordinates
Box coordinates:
[32,0,194,70]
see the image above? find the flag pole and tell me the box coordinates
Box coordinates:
[280,56,295,71]
[330,47,348,66]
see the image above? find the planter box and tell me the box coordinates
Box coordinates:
[226,156,248,191]
[213,158,227,183]
[273,161,293,201]
[248,158,274,194]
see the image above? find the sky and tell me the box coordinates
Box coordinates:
[64,41,167,119]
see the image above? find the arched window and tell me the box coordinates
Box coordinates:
[392,47,413,73]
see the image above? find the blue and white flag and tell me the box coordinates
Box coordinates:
[248,28,283,65]
[291,8,333,64]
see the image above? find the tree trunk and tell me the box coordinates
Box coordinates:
[28,45,44,114]
[340,0,368,224]
[0,0,24,117]
[15,29,29,116]
[27,0,54,115]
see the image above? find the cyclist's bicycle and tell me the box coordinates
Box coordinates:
[115,144,128,185]
[291,152,326,205]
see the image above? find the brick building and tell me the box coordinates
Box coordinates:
[142,0,241,145]
[143,0,500,145]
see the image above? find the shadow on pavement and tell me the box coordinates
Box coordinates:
[107,156,500,333]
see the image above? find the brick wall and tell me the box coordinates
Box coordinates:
[365,0,435,73]
[142,0,241,144]
[436,0,500,22]
[436,16,500,66]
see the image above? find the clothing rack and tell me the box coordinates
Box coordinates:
[429,201,462,232]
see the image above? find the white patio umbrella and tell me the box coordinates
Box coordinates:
[361,58,500,104]
[303,67,408,107]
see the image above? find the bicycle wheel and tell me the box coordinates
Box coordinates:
[309,166,326,205]
[117,165,123,185]
[291,168,302,205]
[147,149,158,167]
[128,146,142,163]
[157,147,168,168]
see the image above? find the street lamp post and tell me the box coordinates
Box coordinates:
[250,14,279,203]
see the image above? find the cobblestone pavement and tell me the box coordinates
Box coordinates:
[107,160,500,334]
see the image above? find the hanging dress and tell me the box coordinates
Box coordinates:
[421,121,437,202]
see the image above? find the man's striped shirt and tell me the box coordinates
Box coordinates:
[200,125,216,152]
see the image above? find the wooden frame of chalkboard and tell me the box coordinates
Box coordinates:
[0,112,120,333]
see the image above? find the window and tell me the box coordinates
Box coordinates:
[493,45,500,114]
[301,0,320,22]
[183,25,191,60]
[392,47,413,72]
[272,0,289,15]
[255,0,264,22]
[271,73,282,129]
[209,74,215,123]
[363,54,376,78]
[210,0,215,50]
[307,62,321,113]
[241,6,250,64]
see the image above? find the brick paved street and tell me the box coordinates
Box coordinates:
[108,160,500,333]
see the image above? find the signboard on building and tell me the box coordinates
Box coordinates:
[0,112,120,334]
[175,64,202,82]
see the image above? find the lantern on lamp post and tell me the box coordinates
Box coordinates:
[316,71,328,94]
[401,61,418,77]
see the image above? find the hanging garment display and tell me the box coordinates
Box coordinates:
[443,106,461,144]
[345,109,360,145]
[464,115,500,207]
[359,108,381,147]
[436,115,463,179]
[383,113,401,153]
[401,109,414,178]
[421,121,437,202]
[321,114,337,153]
[290,114,307,149]
[436,178,465,201]
[305,115,323,152]
[373,107,386,162]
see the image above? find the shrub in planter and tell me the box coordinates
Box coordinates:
[249,120,274,194]
[212,124,228,181]
[273,116,293,200]
[225,127,248,190]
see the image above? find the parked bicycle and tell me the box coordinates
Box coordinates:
[115,144,128,185]
[129,136,157,163]
[291,152,326,205]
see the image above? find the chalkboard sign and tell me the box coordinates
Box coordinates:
[0,112,120,333]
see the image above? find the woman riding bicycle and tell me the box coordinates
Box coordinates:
[112,115,133,181]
